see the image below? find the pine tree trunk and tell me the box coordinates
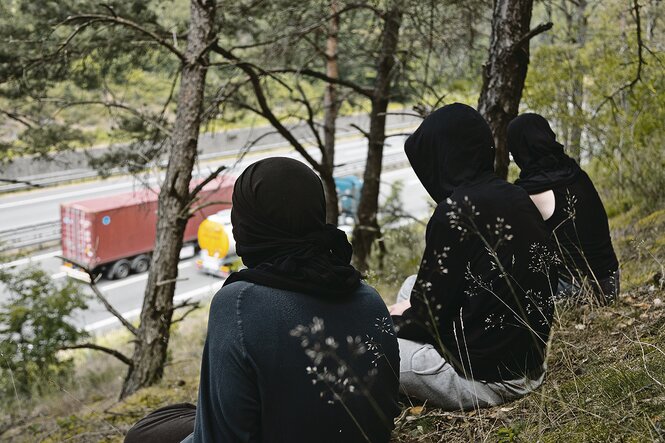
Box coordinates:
[322,0,341,225]
[352,8,403,273]
[120,0,216,399]
[478,0,536,179]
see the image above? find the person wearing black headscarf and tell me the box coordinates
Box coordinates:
[508,113,619,304]
[125,157,400,443]
[390,103,557,410]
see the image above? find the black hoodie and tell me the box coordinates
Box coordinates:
[394,104,557,382]
[507,113,619,284]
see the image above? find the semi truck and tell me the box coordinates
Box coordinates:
[195,175,362,278]
[60,176,235,281]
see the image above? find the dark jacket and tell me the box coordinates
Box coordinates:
[192,281,400,443]
[394,104,557,382]
[541,170,619,283]
[395,179,556,382]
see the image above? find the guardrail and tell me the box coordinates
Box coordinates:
[0,220,61,252]
[0,121,417,194]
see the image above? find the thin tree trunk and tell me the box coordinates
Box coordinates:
[322,0,341,225]
[478,0,541,179]
[352,8,403,273]
[120,0,215,399]
[569,0,587,163]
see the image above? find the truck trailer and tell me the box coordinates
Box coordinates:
[60,176,235,281]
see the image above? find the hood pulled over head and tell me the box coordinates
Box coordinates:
[404,103,496,202]
[507,113,580,194]
[228,156,360,297]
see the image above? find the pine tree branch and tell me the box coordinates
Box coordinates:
[59,14,185,62]
[211,42,323,172]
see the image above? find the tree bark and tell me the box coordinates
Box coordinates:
[478,0,540,179]
[352,7,403,273]
[568,0,587,163]
[322,0,341,225]
[120,0,215,399]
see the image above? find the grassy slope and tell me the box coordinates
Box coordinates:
[2,211,664,442]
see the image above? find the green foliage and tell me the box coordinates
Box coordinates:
[524,0,665,210]
[0,266,88,401]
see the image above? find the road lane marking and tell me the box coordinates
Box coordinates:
[85,279,223,332]
[0,250,62,269]
[98,261,193,291]
[0,182,140,210]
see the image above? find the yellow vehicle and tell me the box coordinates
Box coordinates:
[195,209,242,277]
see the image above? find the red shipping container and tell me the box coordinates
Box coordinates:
[60,176,234,279]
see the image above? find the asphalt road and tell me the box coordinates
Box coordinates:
[0,134,433,333]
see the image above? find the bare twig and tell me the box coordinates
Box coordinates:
[188,165,227,201]
[512,22,554,52]
[79,266,139,336]
[61,343,132,367]
[349,123,370,139]
[172,299,200,324]
[211,42,323,171]
[270,67,373,98]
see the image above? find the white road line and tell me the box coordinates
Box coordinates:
[0,250,62,269]
[85,280,223,332]
[0,181,142,210]
[98,261,193,291]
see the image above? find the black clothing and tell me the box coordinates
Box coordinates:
[230,157,360,297]
[508,113,581,194]
[124,403,196,443]
[544,171,619,284]
[507,114,619,296]
[404,103,496,202]
[193,281,401,443]
[395,104,556,382]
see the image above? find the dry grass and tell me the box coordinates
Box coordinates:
[2,210,665,442]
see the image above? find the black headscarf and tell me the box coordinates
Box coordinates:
[223,157,361,297]
[508,113,581,194]
[404,103,496,203]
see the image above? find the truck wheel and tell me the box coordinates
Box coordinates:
[107,259,131,280]
[131,255,151,273]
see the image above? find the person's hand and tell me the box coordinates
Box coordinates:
[388,299,411,316]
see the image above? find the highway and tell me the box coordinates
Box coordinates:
[0,133,433,333]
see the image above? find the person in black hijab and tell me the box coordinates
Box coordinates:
[389,103,557,410]
[125,157,400,443]
[508,113,620,304]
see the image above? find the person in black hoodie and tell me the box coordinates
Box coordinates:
[507,113,620,304]
[125,157,400,443]
[389,104,557,410]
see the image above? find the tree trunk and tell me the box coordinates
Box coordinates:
[568,0,587,163]
[352,8,403,273]
[120,0,215,399]
[322,0,341,225]
[478,0,537,179]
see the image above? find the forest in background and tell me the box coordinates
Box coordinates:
[1,0,664,441]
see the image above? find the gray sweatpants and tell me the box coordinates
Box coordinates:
[396,275,545,410]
